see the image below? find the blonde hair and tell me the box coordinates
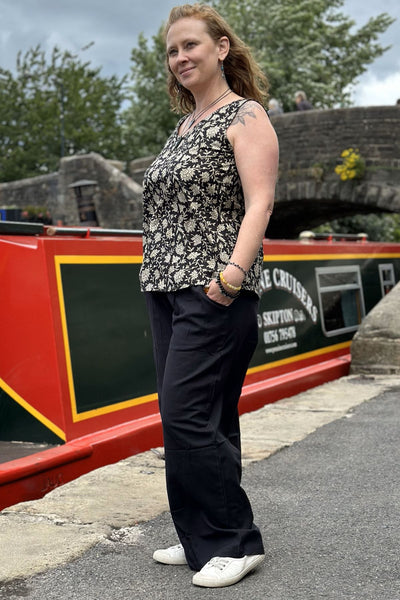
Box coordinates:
[295,90,307,100]
[164,3,269,113]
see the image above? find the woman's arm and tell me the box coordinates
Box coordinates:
[206,100,279,305]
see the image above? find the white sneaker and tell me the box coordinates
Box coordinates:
[153,543,187,565]
[192,554,265,588]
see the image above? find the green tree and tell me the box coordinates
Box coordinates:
[122,30,178,160]
[0,45,127,182]
[213,0,394,111]
[123,0,394,156]
[314,213,400,242]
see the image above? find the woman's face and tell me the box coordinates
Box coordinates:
[166,17,228,92]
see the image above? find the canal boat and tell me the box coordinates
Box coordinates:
[1,222,399,509]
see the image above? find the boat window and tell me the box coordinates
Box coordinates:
[316,266,365,337]
[378,263,395,296]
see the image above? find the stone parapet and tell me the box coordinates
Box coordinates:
[59,153,143,229]
[0,153,143,230]
[270,105,400,166]
[0,173,59,220]
[129,156,155,186]
[350,282,400,374]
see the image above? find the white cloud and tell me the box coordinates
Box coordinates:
[352,70,400,106]
[0,0,399,103]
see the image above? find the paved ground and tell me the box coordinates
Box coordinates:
[0,373,399,599]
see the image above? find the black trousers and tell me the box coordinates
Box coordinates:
[145,286,264,571]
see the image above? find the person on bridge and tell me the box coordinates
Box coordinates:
[268,98,284,115]
[294,90,313,111]
[139,2,279,589]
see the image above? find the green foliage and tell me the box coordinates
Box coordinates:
[314,213,400,242]
[122,30,178,159]
[212,0,394,111]
[0,45,127,182]
[0,1,395,177]
[122,0,394,154]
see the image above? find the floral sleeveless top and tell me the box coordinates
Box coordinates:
[139,99,264,293]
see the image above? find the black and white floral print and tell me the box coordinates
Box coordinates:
[139,99,263,293]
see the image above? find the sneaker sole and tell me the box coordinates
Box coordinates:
[192,554,265,588]
[152,550,187,565]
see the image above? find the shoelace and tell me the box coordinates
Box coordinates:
[206,557,232,571]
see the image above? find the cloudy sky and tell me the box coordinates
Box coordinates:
[1,0,399,106]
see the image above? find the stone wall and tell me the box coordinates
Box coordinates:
[1,106,399,235]
[0,153,143,230]
[268,105,400,237]
[351,282,400,375]
[268,106,400,238]
[129,157,154,187]
[270,105,400,169]
[129,106,400,238]
[0,173,59,219]
[59,153,143,229]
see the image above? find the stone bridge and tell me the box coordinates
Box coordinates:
[0,106,399,238]
[129,106,400,239]
[267,105,400,238]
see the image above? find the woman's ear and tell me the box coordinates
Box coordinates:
[218,36,230,61]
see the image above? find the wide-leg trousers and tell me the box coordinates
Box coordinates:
[145,285,264,571]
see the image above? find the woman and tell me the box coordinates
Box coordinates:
[140,3,279,588]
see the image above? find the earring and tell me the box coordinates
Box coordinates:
[221,62,225,79]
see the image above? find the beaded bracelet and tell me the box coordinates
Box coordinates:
[219,271,242,292]
[216,272,240,299]
[228,261,247,276]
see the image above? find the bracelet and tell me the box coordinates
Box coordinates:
[219,272,242,292]
[216,272,240,299]
[228,261,247,276]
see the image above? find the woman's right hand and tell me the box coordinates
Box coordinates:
[204,279,235,307]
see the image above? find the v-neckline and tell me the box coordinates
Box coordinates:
[175,99,244,141]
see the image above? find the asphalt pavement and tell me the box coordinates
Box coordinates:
[0,374,399,600]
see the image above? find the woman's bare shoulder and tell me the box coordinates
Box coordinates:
[230,100,267,127]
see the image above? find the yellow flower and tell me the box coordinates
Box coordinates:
[336,147,365,181]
